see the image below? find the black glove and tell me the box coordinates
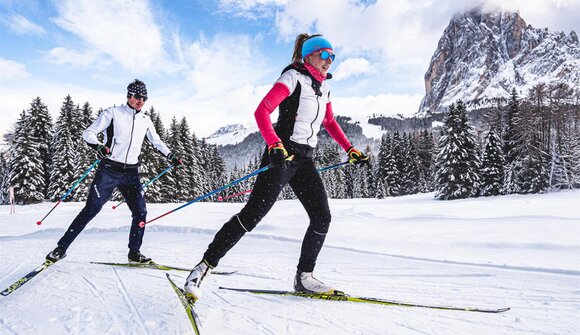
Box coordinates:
[96,145,110,159]
[347,147,369,165]
[268,142,289,170]
[167,153,183,166]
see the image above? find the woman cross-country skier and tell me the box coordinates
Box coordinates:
[184,34,369,300]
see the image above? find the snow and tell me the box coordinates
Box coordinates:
[1,191,579,334]
[204,123,259,146]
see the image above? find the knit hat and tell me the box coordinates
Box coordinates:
[301,36,333,59]
[127,79,147,96]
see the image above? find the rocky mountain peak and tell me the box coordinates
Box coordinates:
[418,7,580,115]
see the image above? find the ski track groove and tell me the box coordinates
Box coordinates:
[78,273,127,335]
[112,268,150,335]
[0,263,24,289]
[0,318,18,335]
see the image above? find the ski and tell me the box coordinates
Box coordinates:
[90,261,237,275]
[166,273,202,335]
[1,259,56,296]
[219,287,510,314]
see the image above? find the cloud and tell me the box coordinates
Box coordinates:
[1,14,46,36]
[334,93,424,119]
[274,0,580,82]
[182,33,271,99]
[333,57,373,81]
[51,0,168,73]
[0,58,29,81]
[46,47,100,67]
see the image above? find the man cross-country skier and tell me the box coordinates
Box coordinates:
[46,79,182,264]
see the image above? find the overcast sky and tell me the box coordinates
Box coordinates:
[1,0,579,138]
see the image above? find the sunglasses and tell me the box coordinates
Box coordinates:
[128,92,148,102]
[319,50,335,61]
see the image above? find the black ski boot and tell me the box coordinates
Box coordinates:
[46,246,67,263]
[128,250,153,264]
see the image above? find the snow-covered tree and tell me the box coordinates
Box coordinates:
[27,97,53,197]
[400,133,420,195]
[75,102,95,201]
[378,134,401,197]
[434,101,480,200]
[480,127,505,196]
[140,107,169,203]
[9,110,45,204]
[0,152,9,204]
[48,96,81,201]
[417,130,436,192]
[164,117,187,202]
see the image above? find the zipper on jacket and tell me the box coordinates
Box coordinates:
[306,95,320,146]
[124,111,136,167]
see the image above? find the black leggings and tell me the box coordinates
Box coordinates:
[203,144,331,273]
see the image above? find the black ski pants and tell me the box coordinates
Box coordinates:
[57,162,147,252]
[203,142,331,273]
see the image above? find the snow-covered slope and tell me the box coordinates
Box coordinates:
[1,191,579,334]
[419,8,580,115]
[205,123,258,146]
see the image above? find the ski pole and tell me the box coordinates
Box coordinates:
[36,159,101,226]
[112,164,175,209]
[217,161,351,201]
[317,161,350,172]
[139,164,272,227]
[217,189,253,202]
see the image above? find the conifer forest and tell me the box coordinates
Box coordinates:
[1,83,579,205]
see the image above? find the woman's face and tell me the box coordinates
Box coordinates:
[306,49,334,75]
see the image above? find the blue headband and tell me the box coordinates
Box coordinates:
[301,36,333,59]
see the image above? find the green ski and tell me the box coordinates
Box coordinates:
[167,273,202,334]
[90,261,236,275]
[219,286,510,313]
[1,259,57,296]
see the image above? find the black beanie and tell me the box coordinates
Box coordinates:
[127,79,147,96]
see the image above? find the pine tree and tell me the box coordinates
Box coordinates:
[480,127,505,196]
[75,102,95,201]
[379,134,401,197]
[26,97,53,198]
[225,165,244,203]
[400,133,420,195]
[360,145,375,198]
[0,152,9,204]
[417,130,436,192]
[188,132,204,199]
[315,145,343,198]
[9,110,45,204]
[48,96,80,201]
[141,107,168,203]
[457,100,481,197]
[197,139,213,196]
[434,101,480,200]
[503,88,523,194]
[164,117,186,202]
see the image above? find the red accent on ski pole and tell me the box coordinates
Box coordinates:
[218,189,253,202]
[36,199,62,226]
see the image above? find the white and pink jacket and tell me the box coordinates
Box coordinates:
[254,62,352,151]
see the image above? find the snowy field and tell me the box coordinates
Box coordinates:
[1,191,579,335]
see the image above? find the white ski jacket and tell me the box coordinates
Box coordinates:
[83,105,171,166]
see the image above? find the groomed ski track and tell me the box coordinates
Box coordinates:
[1,192,579,334]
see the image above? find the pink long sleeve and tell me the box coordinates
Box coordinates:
[254,82,290,146]
[322,102,352,151]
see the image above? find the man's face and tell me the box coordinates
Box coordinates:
[127,93,147,111]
